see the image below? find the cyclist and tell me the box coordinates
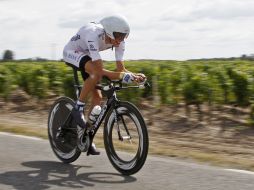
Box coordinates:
[63,15,146,155]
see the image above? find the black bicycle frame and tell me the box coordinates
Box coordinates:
[64,65,121,140]
[90,87,119,135]
[64,63,148,145]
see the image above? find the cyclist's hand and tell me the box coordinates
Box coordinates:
[121,72,147,84]
[133,73,147,84]
[121,72,135,84]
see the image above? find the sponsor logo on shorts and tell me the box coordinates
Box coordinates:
[68,54,77,61]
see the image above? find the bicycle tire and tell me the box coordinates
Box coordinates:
[104,101,149,175]
[48,96,81,163]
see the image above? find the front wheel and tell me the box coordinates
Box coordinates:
[104,101,149,175]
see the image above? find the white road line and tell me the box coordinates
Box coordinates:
[0,132,44,141]
[224,169,254,175]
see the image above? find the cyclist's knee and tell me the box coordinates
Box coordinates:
[90,72,102,82]
[85,60,103,82]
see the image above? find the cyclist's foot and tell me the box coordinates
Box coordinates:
[87,143,100,156]
[71,101,87,128]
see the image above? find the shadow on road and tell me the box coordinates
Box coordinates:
[0,161,137,190]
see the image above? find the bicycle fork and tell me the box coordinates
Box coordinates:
[113,109,132,143]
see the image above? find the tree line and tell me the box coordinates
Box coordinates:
[1,50,14,61]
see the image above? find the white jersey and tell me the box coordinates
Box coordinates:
[63,22,125,66]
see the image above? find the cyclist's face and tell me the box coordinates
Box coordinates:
[111,37,123,46]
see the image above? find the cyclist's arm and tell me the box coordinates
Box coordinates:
[115,42,132,73]
[116,61,131,72]
[84,34,128,81]
[85,59,123,81]
[102,65,146,83]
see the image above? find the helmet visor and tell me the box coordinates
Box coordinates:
[113,32,128,41]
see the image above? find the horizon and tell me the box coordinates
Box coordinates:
[1,51,253,62]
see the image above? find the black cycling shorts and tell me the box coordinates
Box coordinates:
[79,55,92,81]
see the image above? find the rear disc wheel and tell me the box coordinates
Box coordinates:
[48,97,81,163]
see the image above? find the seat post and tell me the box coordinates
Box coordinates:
[72,68,81,100]
[73,67,79,86]
[65,62,82,100]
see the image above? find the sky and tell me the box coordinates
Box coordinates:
[0,0,254,61]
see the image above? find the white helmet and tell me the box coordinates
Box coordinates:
[100,15,130,40]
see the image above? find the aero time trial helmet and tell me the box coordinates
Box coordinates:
[100,15,130,40]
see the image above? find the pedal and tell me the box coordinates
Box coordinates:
[77,128,90,152]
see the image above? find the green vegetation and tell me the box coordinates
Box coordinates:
[2,59,254,171]
[1,59,254,108]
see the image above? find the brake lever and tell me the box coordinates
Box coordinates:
[144,81,151,88]
[138,81,150,89]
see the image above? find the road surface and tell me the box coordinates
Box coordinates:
[0,132,254,190]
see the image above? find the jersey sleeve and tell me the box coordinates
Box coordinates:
[115,41,125,61]
[85,34,101,61]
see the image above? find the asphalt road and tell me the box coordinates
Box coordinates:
[1,132,254,190]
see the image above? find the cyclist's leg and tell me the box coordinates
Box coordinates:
[79,60,103,102]
[86,89,102,155]
[80,59,103,155]
[88,89,102,116]
[63,51,90,128]
[80,62,124,102]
